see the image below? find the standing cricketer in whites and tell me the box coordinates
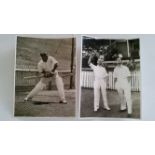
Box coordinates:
[24,52,67,104]
[88,54,111,112]
[113,54,132,117]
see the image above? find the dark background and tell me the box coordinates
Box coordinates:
[82,37,140,68]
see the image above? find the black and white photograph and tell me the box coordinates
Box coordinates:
[14,36,76,117]
[80,36,141,119]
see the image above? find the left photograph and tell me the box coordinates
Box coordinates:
[14,36,76,117]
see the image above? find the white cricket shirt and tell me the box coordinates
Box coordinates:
[113,65,131,89]
[90,63,108,80]
[113,65,131,81]
[38,56,58,73]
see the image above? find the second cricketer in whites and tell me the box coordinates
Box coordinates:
[113,54,132,117]
[88,54,111,112]
[24,52,67,104]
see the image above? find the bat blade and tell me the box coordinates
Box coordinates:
[24,73,74,79]
[24,75,43,79]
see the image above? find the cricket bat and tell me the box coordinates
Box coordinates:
[24,73,73,79]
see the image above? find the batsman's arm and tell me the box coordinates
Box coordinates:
[38,63,54,78]
[38,63,46,76]
[38,69,52,78]
[42,63,58,78]
[51,62,58,72]
[42,71,55,78]
[40,69,47,77]
[88,54,93,65]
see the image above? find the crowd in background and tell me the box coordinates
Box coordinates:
[82,46,137,72]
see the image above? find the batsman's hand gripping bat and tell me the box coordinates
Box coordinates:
[24,71,55,79]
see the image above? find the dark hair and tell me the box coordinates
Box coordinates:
[40,53,47,57]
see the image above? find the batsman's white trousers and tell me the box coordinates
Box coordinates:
[93,79,109,111]
[26,74,66,102]
[115,80,132,114]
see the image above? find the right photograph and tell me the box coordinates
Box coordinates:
[80,36,141,119]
